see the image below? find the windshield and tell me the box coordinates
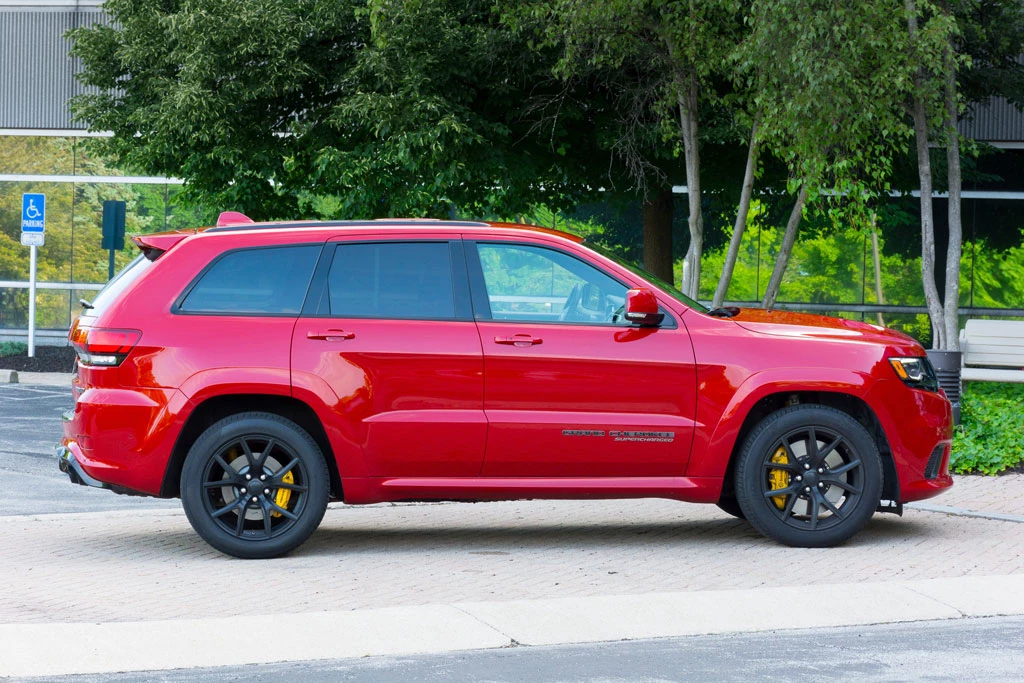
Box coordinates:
[586,243,709,313]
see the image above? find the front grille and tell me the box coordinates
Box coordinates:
[925,445,946,479]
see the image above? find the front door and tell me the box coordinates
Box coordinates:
[466,239,697,478]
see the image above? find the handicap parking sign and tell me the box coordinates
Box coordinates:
[22,193,46,233]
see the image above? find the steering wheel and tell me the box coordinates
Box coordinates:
[558,283,582,322]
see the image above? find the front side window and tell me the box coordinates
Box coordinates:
[327,242,455,319]
[179,245,320,315]
[476,243,628,324]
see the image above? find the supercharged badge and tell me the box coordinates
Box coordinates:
[610,430,675,443]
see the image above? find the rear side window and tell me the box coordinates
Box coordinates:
[327,242,455,319]
[179,245,320,315]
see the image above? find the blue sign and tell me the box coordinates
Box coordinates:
[21,193,46,233]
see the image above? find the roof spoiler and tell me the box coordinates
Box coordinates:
[131,233,192,261]
[216,211,254,227]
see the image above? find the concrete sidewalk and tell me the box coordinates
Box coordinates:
[1,475,1022,677]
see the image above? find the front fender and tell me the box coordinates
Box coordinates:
[685,367,875,479]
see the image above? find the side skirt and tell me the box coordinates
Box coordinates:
[340,476,723,505]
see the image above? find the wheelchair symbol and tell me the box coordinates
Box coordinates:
[25,200,41,219]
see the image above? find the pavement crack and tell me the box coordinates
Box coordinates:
[450,605,521,648]
[900,584,967,619]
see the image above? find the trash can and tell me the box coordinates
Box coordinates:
[926,349,962,425]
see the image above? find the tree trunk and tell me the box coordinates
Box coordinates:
[942,44,963,351]
[870,215,886,328]
[714,119,759,309]
[906,0,947,350]
[761,185,808,310]
[678,71,704,299]
[641,187,674,283]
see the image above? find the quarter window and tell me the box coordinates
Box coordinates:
[327,242,455,319]
[179,245,320,315]
[476,243,628,324]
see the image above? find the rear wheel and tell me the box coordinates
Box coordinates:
[180,412,329,559]
[735,405,882,547]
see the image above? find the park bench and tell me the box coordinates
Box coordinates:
[959,319,1024,383]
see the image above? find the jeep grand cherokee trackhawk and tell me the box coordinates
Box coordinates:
[57,214,953,558]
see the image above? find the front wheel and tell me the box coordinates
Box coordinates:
[180,412,330,559]
[735,405,882,548]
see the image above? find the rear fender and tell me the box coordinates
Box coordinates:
[290,371,370,479]
[178,368,291,403]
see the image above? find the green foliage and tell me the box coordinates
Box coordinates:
[737,0,914,212]
[952,382,1024,475]
[0,341,27,357]
[70,0,610,221]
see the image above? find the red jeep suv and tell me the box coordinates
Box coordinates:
[58,215,953,558]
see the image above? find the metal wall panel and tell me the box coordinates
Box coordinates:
[0,9,109,129]
[960,97,1024,143]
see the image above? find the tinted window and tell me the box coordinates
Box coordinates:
[180,245,320,314]
[476,243,628,323]
[328,242,455,319]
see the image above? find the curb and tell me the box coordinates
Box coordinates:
[3,371,72,387]
[2,574,1022,678]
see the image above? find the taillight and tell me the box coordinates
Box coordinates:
[71,327,141,367]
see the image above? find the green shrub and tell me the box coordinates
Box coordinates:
[0,341,27,357]
[951,382,1024,475]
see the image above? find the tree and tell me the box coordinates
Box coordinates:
[733,0,914,309]
[515,0,742,293]
[904,0,1024,350]
[70,0,608,223]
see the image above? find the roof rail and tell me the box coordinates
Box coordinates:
[205,219,491,233]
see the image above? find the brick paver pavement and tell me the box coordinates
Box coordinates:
[1,474,1021,625]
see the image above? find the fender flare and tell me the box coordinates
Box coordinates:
[687,367,876,480]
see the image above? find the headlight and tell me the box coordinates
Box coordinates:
[889,357,940,392]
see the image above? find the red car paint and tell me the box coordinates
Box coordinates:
[61,220,953,513]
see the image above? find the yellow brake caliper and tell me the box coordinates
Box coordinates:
[272,470,295,518]
[768,446,790,509]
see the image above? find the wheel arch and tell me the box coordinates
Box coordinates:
[160,394,342,500]
[719,390,898,503]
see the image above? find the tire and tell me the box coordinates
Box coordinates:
[735,405,882,548]
[715,496,746,520]
[180,412,330,559]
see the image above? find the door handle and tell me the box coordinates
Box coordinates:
[494,334,543,346]
[307,329,356,341]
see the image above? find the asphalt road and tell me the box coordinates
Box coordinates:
[0,382,177,516]
[36,616,1024,683]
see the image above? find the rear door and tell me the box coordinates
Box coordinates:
[291,237,486,477]
[466,237,697,477]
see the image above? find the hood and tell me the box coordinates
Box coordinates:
[728,308,919,346]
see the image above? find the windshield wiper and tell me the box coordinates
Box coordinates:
[79,299,94,310]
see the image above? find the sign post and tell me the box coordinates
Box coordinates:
[102,201,126,280]
[21,193,46,358]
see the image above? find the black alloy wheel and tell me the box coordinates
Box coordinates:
[735,405,882,547]
[181,412,329,559]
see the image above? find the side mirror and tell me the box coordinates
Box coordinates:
[624,288,665,327]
